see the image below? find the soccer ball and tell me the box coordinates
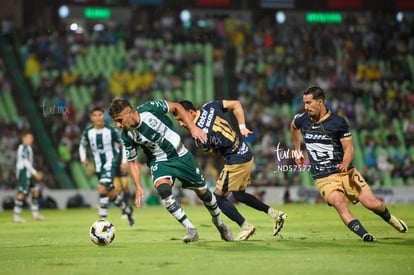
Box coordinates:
[89,220,116,246]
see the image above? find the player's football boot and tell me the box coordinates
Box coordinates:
[235,223,256,241]
[212,218,233,241]
[183,227,199,243]
[126,207,135,226]
[271,209,287,236]
[127,215,135,226]
[13,216,26,223]
[388,215,408,233]
[362,233,377,242]
[121,209,128,220]
[33,214,46,221]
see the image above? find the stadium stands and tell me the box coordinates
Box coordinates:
[1,9,414,190]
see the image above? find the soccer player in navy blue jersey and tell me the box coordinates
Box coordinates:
[290,86,407,242]
[177,99,287,241]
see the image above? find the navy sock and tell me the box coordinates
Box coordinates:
[215,194,245,226]
[124,192,131,206]
[232,190,269,213]
[347,219,369,238]
[373,207,391,222]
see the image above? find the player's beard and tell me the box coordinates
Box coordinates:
[306,109,318,121]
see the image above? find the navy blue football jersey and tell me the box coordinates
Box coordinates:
[194,101,253,165]
[292,110,353,179]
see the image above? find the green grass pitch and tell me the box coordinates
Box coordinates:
[0,203,412,275]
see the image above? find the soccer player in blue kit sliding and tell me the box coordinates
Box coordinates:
[109,98,233,243]
[176,99,287,241]
[290,86,407,241]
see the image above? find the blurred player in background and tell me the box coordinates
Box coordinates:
[177,100,287,241]
[79,107,134,226]
[13,131,45,223]
[113,148,132,219]
[290,86,408,242]
[109,98,233,243]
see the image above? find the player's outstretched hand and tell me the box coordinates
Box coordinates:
[294,156,304,166]
[191,127,208,144]
[34,172,43,182]
[135,187,145,208]
[240,127,253,138]
[336,164,348,172]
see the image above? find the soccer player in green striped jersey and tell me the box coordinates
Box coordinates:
[13,131,45,223]
[109,98,233,242]
[79,107,134,226]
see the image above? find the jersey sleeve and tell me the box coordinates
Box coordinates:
[80,129,89,147]
[16,145,37,176]
[121,131,138,161]
[111,127,123,144]
[338,116,352,140]
[216,100,226,112]
[292,112,306,129]
[143,99,169,115]
[79,129,89,162]
[111,127,127,163]
[203,100,225,113]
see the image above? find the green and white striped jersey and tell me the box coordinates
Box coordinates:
[16,144,37,179]
[79,125,122,173]
[121,100,188,165]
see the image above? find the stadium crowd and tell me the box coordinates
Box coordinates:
[1,10,414,192]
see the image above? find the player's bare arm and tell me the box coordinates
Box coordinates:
[120,144,128,173]
[79,143,88,166]
[168,101,207,143]
[290,121,304,166]
[223,100,252,137]
[33,172,43,182]
[120,163,128,174]
[337,139,354,172]
[128,159,145,208]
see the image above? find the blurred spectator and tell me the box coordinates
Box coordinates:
[3,9,414,190]
[377,147,394,174]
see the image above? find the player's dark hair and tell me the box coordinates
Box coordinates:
[89,106,104,114]
[178,100,196,111]
[304,86,325,100]
[22,130,32,137]
[108,98,132,118]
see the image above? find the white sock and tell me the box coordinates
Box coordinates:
[268,207,276,217]
[241,221,250,228]
[99,196,109,219]
[162,195,195,229]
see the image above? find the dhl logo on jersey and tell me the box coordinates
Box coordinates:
[304,133,330,140]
